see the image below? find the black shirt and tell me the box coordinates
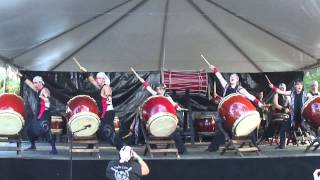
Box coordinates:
[106,160,142,180]
[293,92,303,122]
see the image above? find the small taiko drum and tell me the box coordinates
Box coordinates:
[141,95,178,137]
[51,116,63,134]
[302,95,320,128]
[194,115,216,134]
[0,93,25,135]
[113,116,120,132]
[66,95,100,137]
[218,93,261,137]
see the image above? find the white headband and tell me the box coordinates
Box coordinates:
[96,72,110,85]
[119,146,133,163]
[32,76,45,84]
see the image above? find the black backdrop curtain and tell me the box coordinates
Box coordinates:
[19,70,303,139]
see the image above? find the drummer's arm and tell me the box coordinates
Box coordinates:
[307,92,313,99]
[239,88,264,108]
[141,80,157,96]
[209,65,228,89]
[273,94,283,110]
[102,85,112,102]
[17,73,37,92]
[88,75,100,89]
[167,96,181,110]
[39,88,50,102]
[79,66,100,89]
[269,84,291,96]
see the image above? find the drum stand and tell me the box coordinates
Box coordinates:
[220,128,261,157]
[0,134,22,156]
[68,126,101,180]
[68,126,100,157]
[305,128,320,152]
[140,119,180,158]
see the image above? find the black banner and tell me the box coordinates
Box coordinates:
[20,71,303,139]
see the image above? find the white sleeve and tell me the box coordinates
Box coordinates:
[146,86,157,96]
[239,88,263,107]
[215,72,228,90]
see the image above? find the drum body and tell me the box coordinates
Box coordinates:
[141,95,178,137]
[302,95,320,128]
[66,95,100,137]
[51,116,63,134]
[218,93,260,137]
[194,115,216,134]
[113,116,120,132]
[0,93,25,135]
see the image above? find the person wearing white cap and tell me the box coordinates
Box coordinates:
[79,67,124,150]
[17,72,57,154]
[106,146,149,180]
[307,80,319,98]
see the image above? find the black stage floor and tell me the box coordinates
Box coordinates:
[0,142,319,180]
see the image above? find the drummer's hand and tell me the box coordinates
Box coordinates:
[79,66,88,72]
[269,82,274,88]
[132,150,140,160]
[16,72,23,78]
[284,108,290,114]
[209,64,216,71]
[176,106,182,111]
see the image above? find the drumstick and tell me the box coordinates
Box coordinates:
[200,54,211,66]
[265,74,272,85]
[73,57,82,69]
[130,67,144,82]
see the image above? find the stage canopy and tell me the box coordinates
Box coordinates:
[1,0,320,72]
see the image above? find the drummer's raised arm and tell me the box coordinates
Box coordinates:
[238,88,264,108]
[16,72,37,92]
[209,65,227,89]
[79,66,100,89]
[141,80,157,96]
[269,83,291,96]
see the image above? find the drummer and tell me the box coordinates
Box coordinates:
[17,73,57,154]
[307,80,319,98]
[80,67,124,150]
[258,83,290,145]
[269,80,314,148]
[140,80,187,154]
[207,64,266,152]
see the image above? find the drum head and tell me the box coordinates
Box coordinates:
[0,110,24,135]
[147,112,178,137]
[232,111,260,137]
[68,112,100,137]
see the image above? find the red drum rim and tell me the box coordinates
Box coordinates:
[218,93,244,111]
[0,93,24,102]
[67,95,98,106]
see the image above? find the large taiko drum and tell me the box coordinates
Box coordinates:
[194,115,216,134]
[141,95,178,137]
[0,93,25,135]
[66,95,100,137]
[218,93,261,137]
[302,95,320,128]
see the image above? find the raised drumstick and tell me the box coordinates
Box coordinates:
[73,57,82,69]
[265,75,272,85]
[130,67,144,82]
[201,54,211,66]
